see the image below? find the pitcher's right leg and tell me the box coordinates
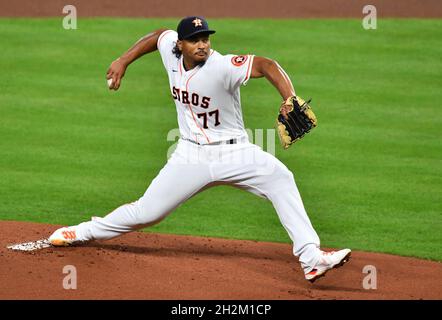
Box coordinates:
[49,140,212,245]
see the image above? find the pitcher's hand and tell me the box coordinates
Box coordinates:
[106,58,127,90]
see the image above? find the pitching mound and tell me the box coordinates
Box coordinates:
[1,221,441,300]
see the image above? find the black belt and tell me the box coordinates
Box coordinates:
[183,138,237,145]
[209,138,237,145]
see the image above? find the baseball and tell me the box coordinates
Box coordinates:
[107,78,113,88]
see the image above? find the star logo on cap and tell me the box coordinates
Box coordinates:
[192,18,203,27]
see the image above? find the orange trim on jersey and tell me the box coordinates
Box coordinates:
[243,55,254,84]
[157,30,173,49]
[185,69,211,144]
[177,57,198,143]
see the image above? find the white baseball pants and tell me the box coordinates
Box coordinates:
[75,139,322,268]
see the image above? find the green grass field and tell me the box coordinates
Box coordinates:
[1,18,441,261]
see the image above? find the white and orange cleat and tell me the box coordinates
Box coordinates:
[48,227,80,246]
[304,249,351,283]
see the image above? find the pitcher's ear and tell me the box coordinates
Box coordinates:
[177,40,183,51]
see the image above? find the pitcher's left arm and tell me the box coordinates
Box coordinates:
[251,56,296,119]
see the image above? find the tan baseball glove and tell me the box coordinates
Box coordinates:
[276,95,317,149]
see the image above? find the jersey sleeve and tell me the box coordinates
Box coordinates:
[223,54,255,91]
[157,30,178,69]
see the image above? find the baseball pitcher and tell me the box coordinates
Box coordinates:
[48,17,351,282]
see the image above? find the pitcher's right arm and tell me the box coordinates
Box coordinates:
[106,28,168,90]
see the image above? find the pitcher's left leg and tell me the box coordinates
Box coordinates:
[263,169,322,269]
[214,144,321,269]
[257,162,351,281]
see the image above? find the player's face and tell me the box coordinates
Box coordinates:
[179,34,211,64]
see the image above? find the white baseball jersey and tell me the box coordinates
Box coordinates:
[157,30,254,145]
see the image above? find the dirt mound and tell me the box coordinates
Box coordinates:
[0,221,440,299]
[1,0,441,18]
